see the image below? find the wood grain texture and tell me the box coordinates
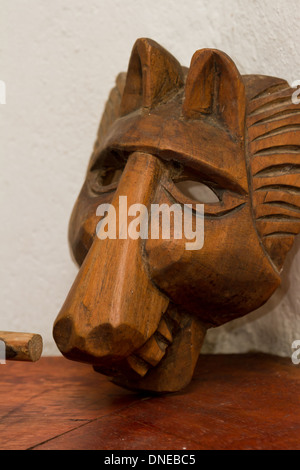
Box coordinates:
[0,356,299,450]
[53,38,300,392]
[245,75,300,270]
[0,332,43,362]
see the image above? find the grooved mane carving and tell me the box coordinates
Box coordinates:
[245,76,300,269]
[53,39,300,392]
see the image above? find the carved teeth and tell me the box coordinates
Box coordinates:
[157,318,173,344]
[127,355,149,377]
[136,335,167,367]
[127,316,173,376]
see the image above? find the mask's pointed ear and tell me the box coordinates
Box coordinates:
[183,49,246,139]
[120,38,184,117]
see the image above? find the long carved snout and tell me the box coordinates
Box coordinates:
[53,152,169,367]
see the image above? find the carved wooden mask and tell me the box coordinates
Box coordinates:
[53,39,300,392]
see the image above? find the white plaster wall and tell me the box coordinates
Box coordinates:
[0,0,299,356]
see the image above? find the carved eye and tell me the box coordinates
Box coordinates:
[99,167,123,187]
[169,163,222,205]
[174,180,220,204]
[88,153,125,194]
[165,164,247,217]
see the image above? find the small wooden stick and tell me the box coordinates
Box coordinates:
[0,331,43,362]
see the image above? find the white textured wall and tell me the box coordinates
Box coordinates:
[0,0,299,356]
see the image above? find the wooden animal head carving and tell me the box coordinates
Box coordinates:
[53,39,300,392]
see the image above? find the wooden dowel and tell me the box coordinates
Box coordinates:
[0,331,43,362]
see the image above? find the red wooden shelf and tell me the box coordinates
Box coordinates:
[0,354,299,450]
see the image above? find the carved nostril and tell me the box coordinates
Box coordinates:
[53,317,146,362]
[53,317,74,353]
[86,323,145,358]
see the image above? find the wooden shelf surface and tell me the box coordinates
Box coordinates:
[0,354,299,450]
